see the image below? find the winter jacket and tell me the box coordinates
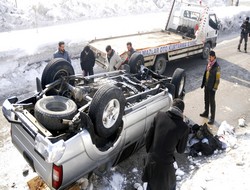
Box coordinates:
[145,111,189,164]
[142,110,189,190]
[201,61,220,91]
[127,48,135,58]
[53,50,71,63]
[240,21,250,35]
[106,50,122,71]
[80,49,95,71]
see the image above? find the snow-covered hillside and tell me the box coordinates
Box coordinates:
[1,0,172,32]
[0,0,247,32]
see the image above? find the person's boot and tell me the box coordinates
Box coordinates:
[208,118,214,125]
[244,43,247,53]
[238,44,241,51]
[200,111,208,118]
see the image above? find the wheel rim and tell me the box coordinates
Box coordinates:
[46,102,67,112]
[102,99,120,129]
[178,77,185,97]
[155,59,166,74]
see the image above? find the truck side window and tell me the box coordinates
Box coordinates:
[209,14,219,30]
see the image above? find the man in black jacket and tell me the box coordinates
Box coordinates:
[238,17,250,53]
[80,46,95,76]
[142,99,189,190]
[200,50,220,125]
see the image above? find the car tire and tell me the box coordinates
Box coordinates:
[171,68,186,99]
[201,43,211,59]
[154,56,167,75]
[41,58,75,90]
[128,53,144,74]
[89,84,126,138]
[34,96,77,131]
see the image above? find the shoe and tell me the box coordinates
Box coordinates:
[208,119,214,125]
[200,112,208,118]
[238,48,241,52]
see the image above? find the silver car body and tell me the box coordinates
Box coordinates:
[3,73,172,189]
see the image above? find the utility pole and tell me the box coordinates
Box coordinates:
[165,0,176,31]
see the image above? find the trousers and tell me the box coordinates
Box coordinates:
[238,33,248,50]
[204,88,216,119]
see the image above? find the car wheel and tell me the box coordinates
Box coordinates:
[154,56,167,75]
[171,68,186,99]
[89,84,126,138]
[34,96,77,131]
[41,58,74,94]
[202,43,211,59]
[128,53,144,74]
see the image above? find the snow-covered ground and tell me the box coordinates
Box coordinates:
[0,0,250,190]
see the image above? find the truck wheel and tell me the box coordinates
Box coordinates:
[171,68,186,99]
[202,43,211,59]
[35,96,77,131]
[128,53,144,74]
[89,85,126,138]
[154,56,167,75]
[41,58,74,89]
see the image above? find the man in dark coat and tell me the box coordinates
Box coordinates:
[127,42,135,59]
[80,46,95,76]
[53,41,71,63]
[200,50,220,125]
[142,99,189,190]
[238,17,250,53]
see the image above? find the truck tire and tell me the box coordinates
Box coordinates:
[41,58,75,89]
[128,53,144,74]
[171,68,186,99]
[89,84,126,138]
[154,56,167,75]
[34,96,77,131]
[202,43,211,59]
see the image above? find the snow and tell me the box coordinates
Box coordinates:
[0,0,250,190]
[180,132,250,190]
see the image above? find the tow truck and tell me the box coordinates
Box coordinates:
[89,0,219,74]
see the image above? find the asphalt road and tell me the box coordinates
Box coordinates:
[0,35,249,189]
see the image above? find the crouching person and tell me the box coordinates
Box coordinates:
[142,99,189,190]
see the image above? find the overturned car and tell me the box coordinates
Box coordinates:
[2,54,186,189]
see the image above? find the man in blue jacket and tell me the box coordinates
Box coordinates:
[53,41,71,63]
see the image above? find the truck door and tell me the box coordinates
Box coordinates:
[206,14,219,45]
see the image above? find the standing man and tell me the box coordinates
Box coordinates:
[142,99,189,190]
[126,42,135,59]
[237,17,250,53]
[105,45,122,71]
[53,41,71,63]
[80,45,95,76]
[200,50,220,125]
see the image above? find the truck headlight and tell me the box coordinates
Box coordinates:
[35,133,65,163]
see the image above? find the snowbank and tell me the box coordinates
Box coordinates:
[1,0,172,32]
[1,0,249,32]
